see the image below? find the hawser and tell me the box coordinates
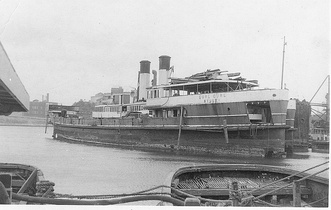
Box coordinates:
[52,55,297,158]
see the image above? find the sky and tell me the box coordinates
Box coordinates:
[0,0,330,106]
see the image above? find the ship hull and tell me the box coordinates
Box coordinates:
[53,123,287,157]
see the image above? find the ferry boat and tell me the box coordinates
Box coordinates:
[52,55,296,157]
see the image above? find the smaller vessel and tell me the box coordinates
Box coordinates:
[166,163,329,207]
[0,163,54,204]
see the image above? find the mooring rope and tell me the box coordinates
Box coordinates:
[254,167,329,201]
[250,161,329,194]
[304,196,328,207]
[54,192,172,200]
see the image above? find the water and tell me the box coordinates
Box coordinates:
[0,126,328,197]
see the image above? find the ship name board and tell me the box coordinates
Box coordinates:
[199,93,226,104]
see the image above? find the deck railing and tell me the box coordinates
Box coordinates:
[52,116,269,129]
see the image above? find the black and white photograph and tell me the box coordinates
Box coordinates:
[0,0,329,208]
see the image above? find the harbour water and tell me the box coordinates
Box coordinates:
[0,126,328,197]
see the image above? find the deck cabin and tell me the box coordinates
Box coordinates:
[144,70,286,126]
[92,102,148,119]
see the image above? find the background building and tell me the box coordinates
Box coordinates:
[90,87,133,105]
[24,93,58,118]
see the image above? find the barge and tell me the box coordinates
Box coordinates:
[0,163,54,204]
[166,163,329,207]
[52,55,296,157]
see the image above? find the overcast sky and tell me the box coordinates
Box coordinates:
[0,0,329,105]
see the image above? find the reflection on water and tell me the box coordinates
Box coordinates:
[0,126,328,196]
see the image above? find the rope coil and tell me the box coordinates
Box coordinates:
[36,180,55,198]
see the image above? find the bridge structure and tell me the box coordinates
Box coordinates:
[0,42,29,115]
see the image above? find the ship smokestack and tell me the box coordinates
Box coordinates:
[138,60,151,101]
[158,55,171,85]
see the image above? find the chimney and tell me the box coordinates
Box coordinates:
[158,55,171,85]
[138,60,151,101]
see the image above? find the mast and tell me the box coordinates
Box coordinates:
[281,36,287,89]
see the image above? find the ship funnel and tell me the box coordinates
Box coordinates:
[138,60,151,101]
[140,60,151,74]
[152,70,157,86]
[158,55,171,85]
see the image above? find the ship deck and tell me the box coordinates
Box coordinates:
[174,176,312,197]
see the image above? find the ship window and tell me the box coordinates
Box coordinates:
[165,110,169,117]
[173,90,180,96]
[179,90,187,96]
[170,90,174,96]
[163,110,167,118]
[164,90,169,97]
[173,109,178,117]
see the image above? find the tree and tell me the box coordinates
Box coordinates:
[72,100,95,118]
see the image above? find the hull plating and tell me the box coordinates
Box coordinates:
[53,123,286,157]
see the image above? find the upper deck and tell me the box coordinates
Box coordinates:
[144,69,283,108]
[150,69,258,89]
[0,42,29,115]
[146,88,289,109]
[151,79,259,92]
